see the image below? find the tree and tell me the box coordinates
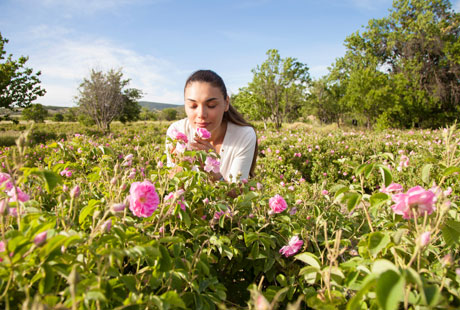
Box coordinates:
[52,113,64,122]
[76,68,142,132]
[22,103,48,123]
[161,108,178,121]
[0,33,46,121]
[332,0,460,128]
[117,88,142,123]
[236,49,310,128]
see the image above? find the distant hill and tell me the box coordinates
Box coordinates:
[139,101,183,111]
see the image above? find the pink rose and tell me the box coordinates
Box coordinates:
[419,231,431,247]
[391,186,436,219]
[128,181,159,217]
[0,173,13,191]
[380,183,404,194]
[34,231,47,246]
[196,128,211,139]
[170,128,188,143]
[7,187,29,202]
[279,235,303,257]
[269,194,287,214]
[204,156,220,174]
[112,203,126,212]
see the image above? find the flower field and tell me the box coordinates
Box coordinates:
[0,121,459,310]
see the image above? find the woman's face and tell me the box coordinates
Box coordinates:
[184,81,229,134]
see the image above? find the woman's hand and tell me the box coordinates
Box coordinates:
[190,136,216,153]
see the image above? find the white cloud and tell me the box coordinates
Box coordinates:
[27,34,185,107]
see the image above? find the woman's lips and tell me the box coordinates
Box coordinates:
[196,123,210,128]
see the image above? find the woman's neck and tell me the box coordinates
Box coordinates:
[210,121,227,148]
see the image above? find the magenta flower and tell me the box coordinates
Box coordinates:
[391,186,436,219]
[380,183,404,194]
[204,156,220,174]
[170,128,188,143]
[279,236,303,257]
[321,190,329,195]
[196,128,211,139]
[0,173,13,191]
[128,181,159,217]
[269,194,287,214]
[34,231,47,246]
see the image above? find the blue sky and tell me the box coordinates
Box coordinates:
[1,0,459,107]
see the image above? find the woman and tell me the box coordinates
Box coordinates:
[166,70,257,182]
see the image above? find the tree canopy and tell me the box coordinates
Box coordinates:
[76,68,142,132]
[0,33,46,121]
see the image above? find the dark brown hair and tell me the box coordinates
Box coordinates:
[184,70,258,178]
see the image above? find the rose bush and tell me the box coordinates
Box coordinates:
[0,121,458,309]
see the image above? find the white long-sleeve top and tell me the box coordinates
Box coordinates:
[166,119,257,182]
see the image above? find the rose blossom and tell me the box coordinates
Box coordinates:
[170,128,188,143]
[391,186,436,219]
[128,180,160,217]
[7,187,29,202]
[34,231,47,246]
[0,173,13,190]
[204,156,220,174]
[196,128,211,140]
[279,235,303,257]
[269,194,287,214]
[419,231,431,247]
[380,183,404,194]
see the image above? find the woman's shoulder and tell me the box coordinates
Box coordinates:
[227,122,256,141]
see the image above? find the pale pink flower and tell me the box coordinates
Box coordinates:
[321,190,329,195]
[34,231,47,246]
[289,207,297,215]
[71,185,80,198]
[269,194,287,214]
[204,156,220,174]
[255,293,270,310]
[112,203,126,212]
[128,181,159,217]
[8,208,17,217]
[419,231,431,247]
[397,155,409,171]
[380,183,404,194]
[444,187,452,197]
[279,236,303,257]
[102,219,112,232]
[0,241,4,252]
[7,187,29,202]
[196,128,211,140]
[175,142,186,154]
[256,183,263,190]
[170,128,188,143]
[203,198,209,205]
[391,186,436,219]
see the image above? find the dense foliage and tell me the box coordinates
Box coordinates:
[0,121,459,309]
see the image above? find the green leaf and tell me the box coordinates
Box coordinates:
[346,276,377,310]
[376,270,404,310]
[295,252,321,268]
[423,284,440,306]
[41,170,62,193]
[371,259,398,275]
[378,165,393,188]
[421,164,433,184]
[441,220,460,246]
[120,275,137,292]
[370,192,389,208]
[442,166,460,177]
[364,163,375,178]
[159,245,172,272]
[368,232,390,258]
[39,264,55,294]
[160,291,186,309]
[79,201,100,225]
[345,192,361,212]
[86,290,107,302]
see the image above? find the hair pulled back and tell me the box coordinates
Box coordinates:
[184,69,258,178]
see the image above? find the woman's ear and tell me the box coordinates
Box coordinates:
[224,97,230,112]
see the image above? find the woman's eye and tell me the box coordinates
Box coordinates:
[208,105,217,109]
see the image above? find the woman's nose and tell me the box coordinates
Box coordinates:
[197,105,207,119]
